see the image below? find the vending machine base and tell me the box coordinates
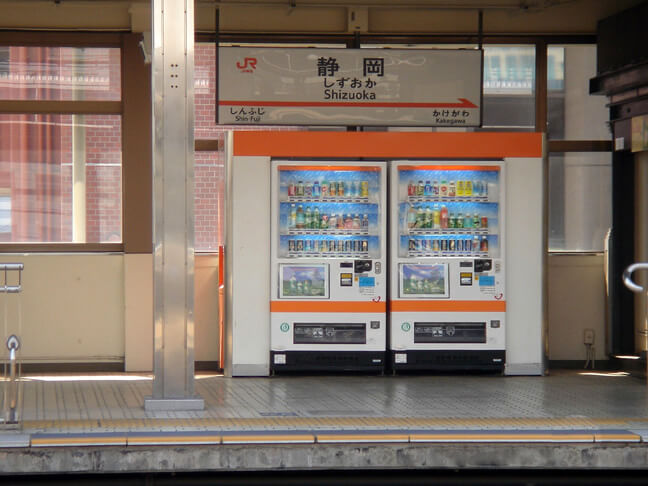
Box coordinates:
[271,351,385,373]
[390,350,505,372]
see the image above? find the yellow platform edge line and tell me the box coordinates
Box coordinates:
[316,434,410,443]
[594,433,642,443]
[31,437,128,447]
[222,434,315,444]
[409,434,595,443]
[21,417,645,430]
[127,436,223,445]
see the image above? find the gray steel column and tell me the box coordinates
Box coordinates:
[144,0,203,411]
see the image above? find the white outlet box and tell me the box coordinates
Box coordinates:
[583,328,595,345]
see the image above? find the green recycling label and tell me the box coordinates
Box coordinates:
[280,322,290,333]
[401,322,411,332]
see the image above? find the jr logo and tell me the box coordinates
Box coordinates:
[236,57,257,73]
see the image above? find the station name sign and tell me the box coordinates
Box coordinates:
[218,47,483,127]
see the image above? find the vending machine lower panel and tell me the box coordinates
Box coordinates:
[390,349,505,371]
[271,351,385,372]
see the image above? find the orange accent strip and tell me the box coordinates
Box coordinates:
[220,98,477,109]
[278,165,380,172]
[390,300,506,312]
[398,165,501,172]
[271,300,387,313]
[233,132,543,158]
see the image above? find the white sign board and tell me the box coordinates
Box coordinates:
[218,47,482,127]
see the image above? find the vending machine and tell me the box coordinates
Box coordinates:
[270,161,387,372]
[389,162,506,371]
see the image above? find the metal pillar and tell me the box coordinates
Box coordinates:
[144,0,203,411]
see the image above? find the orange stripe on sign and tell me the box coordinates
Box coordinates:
[232,132,543,158]
[220,98,477,109]
[278,165,380,172]
[398,165,501,172]
[271,300,387,313]
[390,300,506,312]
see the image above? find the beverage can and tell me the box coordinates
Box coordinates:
[448,181,456,197]
[288,183,296,197]
[432,180,439,196]
[313,181,320,198]
[481,216,488,228]
[417,180,424,196]
[338,181,345,197]
[432,239,440,252]
[361,240,368,252]
[297,240,303,251]
[456,212,463,228]
[289,240,295,252]
[473,235,480,252]
[329,240,336,252]
[441,238,448,251]
[408,181,415,197]
[456,180,464,197]
[296,181,304,196]
[449,239,456,251]
[321,180,328,197]
[473,212,480,228]
[330,181,337,197]
[305,182,312,197]
[353,180,360,198]
[361,181,369,198]
[409,239,416,251]
[345,240,351,252]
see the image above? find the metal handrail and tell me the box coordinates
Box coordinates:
[4,335,20,423]
[0,263,24,425]
[623,263,648,293]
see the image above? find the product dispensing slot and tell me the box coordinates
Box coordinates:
[294,323,366,344]
[413,322,486,344]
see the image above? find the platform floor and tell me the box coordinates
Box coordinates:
[3,369,648,473]
[6,369,648,432]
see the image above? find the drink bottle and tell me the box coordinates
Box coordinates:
[296,205,304,228]
[440,205,448,229]
[289,204,297,228]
